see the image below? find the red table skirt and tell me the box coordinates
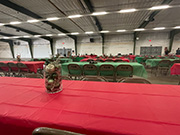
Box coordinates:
[0,61,45,73]
[171,63,180,75]
[80,58,130,62]
[0,77,180,135]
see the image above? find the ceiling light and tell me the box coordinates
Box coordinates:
[58,33,66,36]
[153,27,165,30]
[71,32,79,35]
[117,29,126,32]
[3,37,10,39]
[134,28,145,31]
[12,36,19,39]
[46,17,60,21]
[85,31,94,34]
[27,19,40,23]
[174,26,180,29]
[150,5,170,10]
[119,8,137,13]
[23,35,31,38]
[46,34,53,36]
[68,14,82,18]
[92,12,107,16]
[0,23,5,26]
[100,30,109,33]
[34,35,41,37]
[10,21,22,25]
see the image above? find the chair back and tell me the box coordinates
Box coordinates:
[87,59,94,62]
[83,64,98,75]
[118,77,151,84]
[17,63,29,72]
[0,62,9,71]
[7,62,19,71]
[158,60,171,67]
[32,127,83,135]
[99,64,115,76]
[96,58,104,62]
[68,64,82,76]
[105,58,114,62]
[25,73,43,78]
[116,65,133,77]
[81,76,107,82]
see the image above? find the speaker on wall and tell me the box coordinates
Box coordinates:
[90,38,94,42]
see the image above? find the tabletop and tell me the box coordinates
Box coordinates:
[61,62,147,78]
[145,59,176,67]
[0,77,180,135]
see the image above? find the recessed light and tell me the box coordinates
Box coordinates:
[134,28,145,31]
[100,31,109,33]
[119,9,137,13]
[3,37,10,39]
[23,35,31,38]
[12,36,19,39]
[71,32,79,35]
[174,26,180,29]
[46,34,53,36]
[34,35,41,37]
[117,29,126,32]
[92,12,108,16]
[58,33,66,36]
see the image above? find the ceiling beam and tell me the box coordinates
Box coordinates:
[134,0,173,37]
[0,0,76,40]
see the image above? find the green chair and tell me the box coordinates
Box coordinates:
[83,64,98,76]
[68,64,83,80]
[99,64,115,82]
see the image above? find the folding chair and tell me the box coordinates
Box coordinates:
[68,64,83,80]
[99,64,115,82]
[118,77,151,84]
[83,64,98,76]
[116,65,133,81]
[7,62,19,77]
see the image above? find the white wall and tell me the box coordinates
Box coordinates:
[172,33,180,54]
[33,39,51,58]
[104,34,133,55]
[53,37,75,54]
[135,32,169,55]
[77,36,102,55]
[0,42,12,58]
[13,40,31,58]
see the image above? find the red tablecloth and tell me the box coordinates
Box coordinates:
[176,55,180,58]
[80,58,130,62]
[171,63,180,75]
[0,61,45,73]
[129,55,136,60]
[0,77,180,135]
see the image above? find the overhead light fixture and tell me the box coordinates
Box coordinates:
[150,5,170,10]
[71,32,79,35]
[46,34,53,37]
[3,37,10,39]
[10,21,22,25]
[85,31,94,34]
[117,29,126,32]
[58,33,66,36]
[12,36,19,39]
[134,28,145,31]
[153,27,165,30]
[34,35,41,37]
[174,26,180,29]
[0,23,5,26]
[92,12,107,16]
[27,19,40,23]
[119,8,137,13]
[100,30,109,33]
[68,14,82,18]
[46,17,60,21]
[23,35,31,38]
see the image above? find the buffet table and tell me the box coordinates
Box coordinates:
[0,77,180,135]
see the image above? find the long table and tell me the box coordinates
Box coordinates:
[145,59,177,67]
[0,61,45,73]
[80,58,130,62]
[0,77,180,135]
[61,62,147,78]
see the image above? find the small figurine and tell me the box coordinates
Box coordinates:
[16,54,21,62]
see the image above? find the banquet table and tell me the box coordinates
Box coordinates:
[62,62,147,78]
[145,59,177,67]
[135,57,146,63]
[60,58,73,63]
[80,58,130,62]
[0,77,180,135]
[171,63,180,75]
[0,61,45,73]
[129,55,136,60]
